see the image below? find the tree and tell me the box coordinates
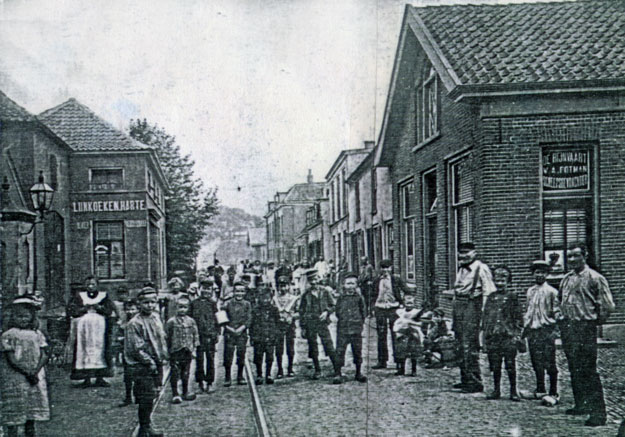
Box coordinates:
[129,119,219,279]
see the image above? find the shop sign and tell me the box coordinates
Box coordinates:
[125,220,147,228]
[543,150,590,191]
[72,199,146,213]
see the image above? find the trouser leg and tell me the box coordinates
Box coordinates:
[376,310,388,364]
[318,324,337,367]
[265,344,275,377]
[388,311,399,362]
[286,323,296,369]
[170,356,181,396]
[577,321,606,420]
[504,349,517,397]
[488,352,502,394]
[528,330,546,392]
[463,298,482,386]
[196,347,205,383]
[206,350,215,385]
[275,331,285,372]
[180,353,192,395]
[560,321,584,409]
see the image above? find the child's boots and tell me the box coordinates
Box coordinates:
[509,371,520,402]
[395,360,405,376]
[224,367,232,387]
[237,364,246,385]
[355,363,367,383]
[486,370,501,400]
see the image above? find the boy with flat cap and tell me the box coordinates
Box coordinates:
[222,282,252,386]
[333,273,367,384]
[299,269,337,380]
[523,260,561,399]
[372,259,407,370]
[125,287,168,437]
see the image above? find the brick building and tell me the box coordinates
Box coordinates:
[1,92,168,318]
[1,91,72,314]
[347,141,393,271]
[326,148,370,268]
[265,171,324,263]
[376,0,625,330]
[39,98,168,293]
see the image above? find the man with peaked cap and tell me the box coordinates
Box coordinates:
[298,269,337,380]
[523,260,562,400]
[125,287,168,437]
[358,256,374,315]
[451,242,495,393]
[371,259,407,370]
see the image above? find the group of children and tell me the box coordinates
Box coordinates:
[480,261,561,404]
[0,258,564,437]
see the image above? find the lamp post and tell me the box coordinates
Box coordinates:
[28,171,55,295]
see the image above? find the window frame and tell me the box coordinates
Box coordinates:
[415,65,440,146]
[89,168,124,191]
[449,152,474,271]
[93,220,125,280]
[540,143,596,271]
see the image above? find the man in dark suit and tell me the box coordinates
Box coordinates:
[372,259,407,370]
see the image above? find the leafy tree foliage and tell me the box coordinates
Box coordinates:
[129,119,219,278]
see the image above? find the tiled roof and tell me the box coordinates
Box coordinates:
[0,90,33,121]
[38,98,147,151]
[284,182,324,202]
[413,0,625,86]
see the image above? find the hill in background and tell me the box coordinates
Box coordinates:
[198,206,264,269]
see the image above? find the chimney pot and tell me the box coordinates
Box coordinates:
[307,169,313,184]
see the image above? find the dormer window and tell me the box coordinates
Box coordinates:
[415,65,439,145]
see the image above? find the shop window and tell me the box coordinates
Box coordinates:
[90,169,123,191]
[542,146,593,272]
[94,221,125,279]
[415,65,439,145]
[451,155,474,261]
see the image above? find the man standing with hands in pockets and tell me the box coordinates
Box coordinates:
[452,242,496,393]
[559,242,614,427]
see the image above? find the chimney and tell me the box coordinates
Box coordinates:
[364,140,375,150]
[307,169,313,184]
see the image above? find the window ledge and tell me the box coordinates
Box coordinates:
[412,132,441,153]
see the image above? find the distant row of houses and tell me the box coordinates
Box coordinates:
[263,0,625,331]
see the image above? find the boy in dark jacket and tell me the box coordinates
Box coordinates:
[251,288,281,385]
[482,266,523,402]
[299,269,337,380]
[190,279,220,393]
[333,273,367,384]
[222,283,252,386]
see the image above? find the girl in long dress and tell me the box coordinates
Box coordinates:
[0,296,50,437]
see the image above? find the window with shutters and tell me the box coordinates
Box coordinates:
[450,155,475,264]
[94,221,125,279]
[542,145,594,271]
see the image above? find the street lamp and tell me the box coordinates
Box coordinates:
[29,171,55,218]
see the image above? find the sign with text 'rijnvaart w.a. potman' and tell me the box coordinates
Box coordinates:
[542,150,590,191]
[72,199,146,213]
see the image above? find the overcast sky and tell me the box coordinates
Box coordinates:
[0,0,558,216]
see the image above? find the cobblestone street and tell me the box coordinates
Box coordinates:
[34,318,624,436]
